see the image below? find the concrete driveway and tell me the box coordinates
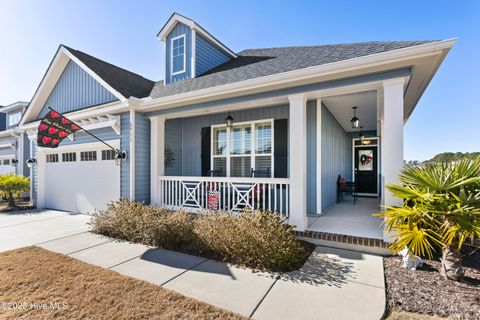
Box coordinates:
[0,209,90,252]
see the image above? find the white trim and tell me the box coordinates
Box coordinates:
[157,13,237,58]
[170,34,187,77]
[352,137,380,197]
[0,101,28,114]
[29,139,33,204]
[129,109,136,200]
[316,98,322,214]
[0,142,15,149]
[150,116,165,204]
[38,139,120,153]
[18,132,24,176]
[191,29,197,78]
[211,119,274,178]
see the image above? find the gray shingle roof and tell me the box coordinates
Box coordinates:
[63,45,155,99]
[150,41,437,99]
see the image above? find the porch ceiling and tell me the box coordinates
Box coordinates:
[323,91,377,132]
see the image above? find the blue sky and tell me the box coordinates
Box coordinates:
[0,0,478,161]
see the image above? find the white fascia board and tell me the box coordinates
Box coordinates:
[19,100,129,131]
[37,139,120,153]
[141,39,455,113]
[0,101,29,113]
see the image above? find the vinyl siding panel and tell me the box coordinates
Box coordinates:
[321,104,351,211]
[0,136,16,156]
[165,23,192,84]
[0,113,6,131]
[120,113,130,198]
[23,134,30,177]
[135,112,150,202]
[38,60,117,118]
[165,119,183,176]
[306,101,317,214]
[195,34,231,76]
[181,105,289,176]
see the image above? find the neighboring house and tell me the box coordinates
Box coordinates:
[0,101,30,176]
[19,13,455,242]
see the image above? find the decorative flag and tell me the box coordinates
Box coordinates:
[37,109,81,148]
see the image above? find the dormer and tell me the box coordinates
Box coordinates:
[157,13,237,84]
[0,101,29,131]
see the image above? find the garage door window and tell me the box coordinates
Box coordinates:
[46,154,58,163]
[3,159,10,165]
[80,151,97,161]
[102,150,115,160]
[62,152,76,162]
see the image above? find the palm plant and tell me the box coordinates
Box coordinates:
[379,158,480,281]
[0,174,30,207]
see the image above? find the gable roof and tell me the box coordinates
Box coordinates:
[157,12,237,58]
[62,45,155,99]
[149,40,438,99]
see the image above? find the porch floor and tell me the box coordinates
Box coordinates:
[307,196,384,240]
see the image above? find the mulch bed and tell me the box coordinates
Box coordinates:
[384,248,480,320]
[0,200,35,213]
[0,247,244,320]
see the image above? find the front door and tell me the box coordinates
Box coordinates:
[354,146,378,194]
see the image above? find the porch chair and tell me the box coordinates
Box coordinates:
[250,168,271,178]
[336,175,358,204]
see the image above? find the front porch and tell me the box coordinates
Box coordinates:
[149,76,406,242]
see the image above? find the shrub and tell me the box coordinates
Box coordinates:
[90,200,310,272]
[0,174,30,207]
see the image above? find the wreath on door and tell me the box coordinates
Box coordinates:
[360,154,373,165]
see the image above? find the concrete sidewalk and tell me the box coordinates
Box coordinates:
[1,210,386,319]
[38,232,386,320]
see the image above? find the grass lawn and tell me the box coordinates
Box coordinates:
[0,247,244,320]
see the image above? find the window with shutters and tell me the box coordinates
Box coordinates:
[211,119,273,178]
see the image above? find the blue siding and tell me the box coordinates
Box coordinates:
[321,104,351,211]
[135,112,150,202]
[23,134,30,177]
[38,60,118,118]
[181,105,289,176]
[165,119,183,176]
[165,23,192,84]
[306,101,317,214]
[195,34,231,76]
[0,113,6,131]
[120,113,130,198]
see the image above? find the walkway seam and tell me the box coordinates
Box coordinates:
[159,258,210,286]
[33,231,90,245]
[107,253,149,270]
[249,275,280,318]
[65,239,115,256]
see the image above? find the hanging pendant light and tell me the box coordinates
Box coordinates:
[350,106,360,128]
[225,112,234,128]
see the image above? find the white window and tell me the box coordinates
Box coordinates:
[171,34,186,75]
[62,152,76,162]
[80,151,97,161]
[101,149,115,160]
[8,111,22,126]
[211,120,273,177]
[46,154,59,163]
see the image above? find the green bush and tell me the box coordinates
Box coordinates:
[0,173,30,207]
[90,199,310,272]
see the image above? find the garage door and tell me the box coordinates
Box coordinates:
[0,157,16,175]
[43,142,120,214]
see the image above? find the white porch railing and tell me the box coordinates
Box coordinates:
[158,176,290,217]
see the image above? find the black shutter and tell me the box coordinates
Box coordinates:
[201,127,211,176]
[274,119,288,178]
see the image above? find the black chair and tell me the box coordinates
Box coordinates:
[336,175,358,204]
[250,168,271,178]
[207,169,224,177]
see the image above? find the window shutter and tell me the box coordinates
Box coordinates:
[201,127,211,176]
[274,119,288,178]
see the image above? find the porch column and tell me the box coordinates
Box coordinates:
[150,116,165,205]
[381,78,405,207]
[288,94,308,231]
[316,98,322,214]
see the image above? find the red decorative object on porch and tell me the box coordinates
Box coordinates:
[207,190,220,210]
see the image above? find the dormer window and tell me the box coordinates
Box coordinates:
[8,111,22,127]
[171,34,186,75]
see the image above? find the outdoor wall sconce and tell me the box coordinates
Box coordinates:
[114,150,127,166]
[26,158,36,168]
[225,112,234,128]
[350,106,360,128]
[11,159,18,166]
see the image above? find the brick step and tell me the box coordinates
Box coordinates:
[293,230,392,256]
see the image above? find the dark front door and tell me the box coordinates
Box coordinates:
[354,146,378,194]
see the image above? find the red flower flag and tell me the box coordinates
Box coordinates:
[37,109,81,148]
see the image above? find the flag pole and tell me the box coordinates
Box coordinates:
[47,106,117,151]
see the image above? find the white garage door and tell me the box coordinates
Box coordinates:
[0,157,16,175]
[43,142,120,214]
